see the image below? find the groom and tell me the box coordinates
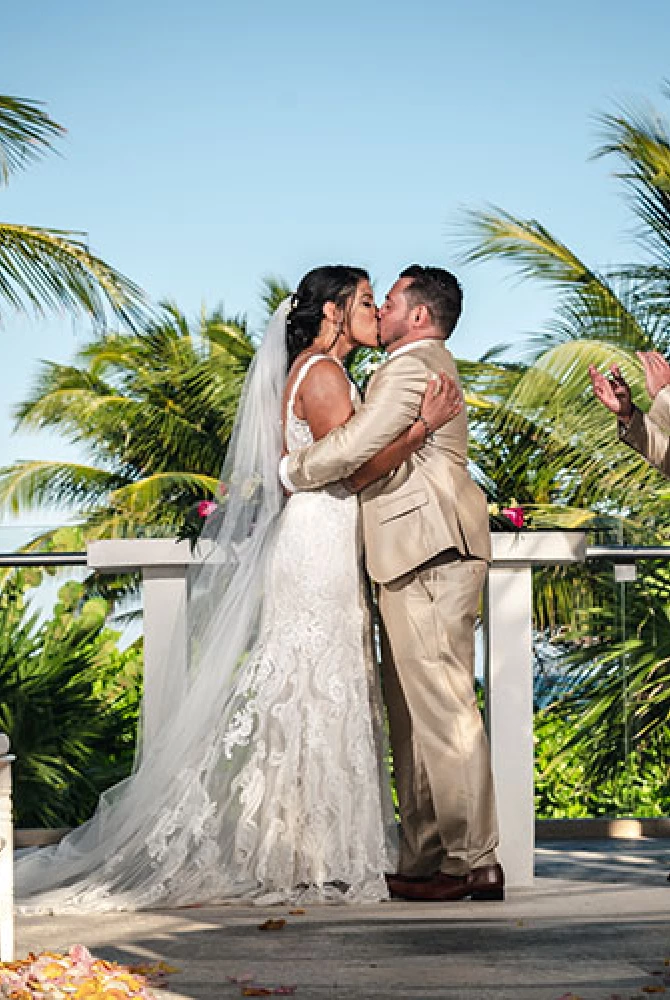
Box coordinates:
[280,265,503,901]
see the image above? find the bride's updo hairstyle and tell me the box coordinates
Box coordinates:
[285,265,369,372]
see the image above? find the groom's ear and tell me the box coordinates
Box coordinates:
[411,303,431,330]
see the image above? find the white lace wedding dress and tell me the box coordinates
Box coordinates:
[15,352,395,911]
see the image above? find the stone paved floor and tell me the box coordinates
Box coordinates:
[13,840,670,1000]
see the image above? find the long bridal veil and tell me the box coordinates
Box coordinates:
[15,300,293,911]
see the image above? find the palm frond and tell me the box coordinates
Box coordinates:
[206,320,256,362]
[110,471,219,518]
[0,461,122,515]
[458,206,597,284]
[0,95,65,185]
[260,275,292,320]
[457,208,646,358]
[594,102,670,267]
[0,222,148,328]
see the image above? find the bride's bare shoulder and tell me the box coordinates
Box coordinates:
[285,352,351,423]
[286,351,346,397]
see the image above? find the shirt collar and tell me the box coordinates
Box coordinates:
[386,338,438,360]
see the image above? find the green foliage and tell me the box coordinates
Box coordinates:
[0,302,254,540]
[0,95,65,184]
[0,571,142,827]
[458,87,670,527]
[535,710,670,818]
[0,94,148,327]
[259,275,292,318]
[459,84,670,782]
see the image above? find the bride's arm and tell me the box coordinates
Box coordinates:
[345,373,463,493]
[344,421,427,492]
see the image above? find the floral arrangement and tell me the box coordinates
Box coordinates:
[0,945,178,1000]
[488,500,526,531]
[175,484,227,553]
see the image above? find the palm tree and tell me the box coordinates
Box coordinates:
[458,85,670,783]
[0,570,142,826]
[458,87,670,521]
[0,301,263,540]
[0,95,146,327]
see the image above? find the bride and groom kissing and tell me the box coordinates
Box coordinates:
[16,263,503,912]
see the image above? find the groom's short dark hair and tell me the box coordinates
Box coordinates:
[400,265,462,339]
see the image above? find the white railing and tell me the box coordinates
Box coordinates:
[88,532,589,889]
[2,530,649,923]
[0,733,14,961]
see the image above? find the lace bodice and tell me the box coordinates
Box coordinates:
[285,354,358,452]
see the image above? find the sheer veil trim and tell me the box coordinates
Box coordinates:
[15,301,292,909]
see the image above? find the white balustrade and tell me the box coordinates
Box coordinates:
[88,531,588,890]
[0,733,15,961]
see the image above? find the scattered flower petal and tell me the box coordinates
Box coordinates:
[0,947,174,1000]
[257,919,286,932]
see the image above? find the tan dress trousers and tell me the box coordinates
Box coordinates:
[378,552,499,876]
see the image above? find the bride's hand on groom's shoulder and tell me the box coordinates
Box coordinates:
[417,371,463,440]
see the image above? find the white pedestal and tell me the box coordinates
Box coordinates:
[0,752,15,962]
[87,540,199,756]
[486,531,586,888]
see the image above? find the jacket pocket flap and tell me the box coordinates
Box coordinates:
[377,488,429,524]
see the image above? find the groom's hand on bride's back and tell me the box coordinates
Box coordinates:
[419,372,463,437]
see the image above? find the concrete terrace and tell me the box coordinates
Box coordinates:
[14,839,670,1000]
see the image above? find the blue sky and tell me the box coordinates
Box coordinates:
[1,0,669,528]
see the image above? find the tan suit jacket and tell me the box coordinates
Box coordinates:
[619,386,670,478]
[285,340,491,583]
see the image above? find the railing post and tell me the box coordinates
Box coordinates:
[485,561,535,888]
[87,540,198,760]
[140,565,188,752]
[0,734,15,962]
[485,531,586,888]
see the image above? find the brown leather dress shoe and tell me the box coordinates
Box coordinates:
[385,872,435,886]
[386,871,470,901]
[386,863,505,902]
[466,863,505,901]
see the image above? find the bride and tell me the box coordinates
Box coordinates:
[15,265,455,911]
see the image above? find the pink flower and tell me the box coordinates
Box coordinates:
[197,500,218,518]
[69,945,93,965]
[502,506,524,529]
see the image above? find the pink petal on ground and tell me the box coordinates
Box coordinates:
[69,946,93,965]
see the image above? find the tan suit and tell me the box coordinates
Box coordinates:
[285,340,499,876]
[619,386,670,476]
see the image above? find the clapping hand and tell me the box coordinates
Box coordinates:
[588,363,633,421]
[636,351,670,399]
